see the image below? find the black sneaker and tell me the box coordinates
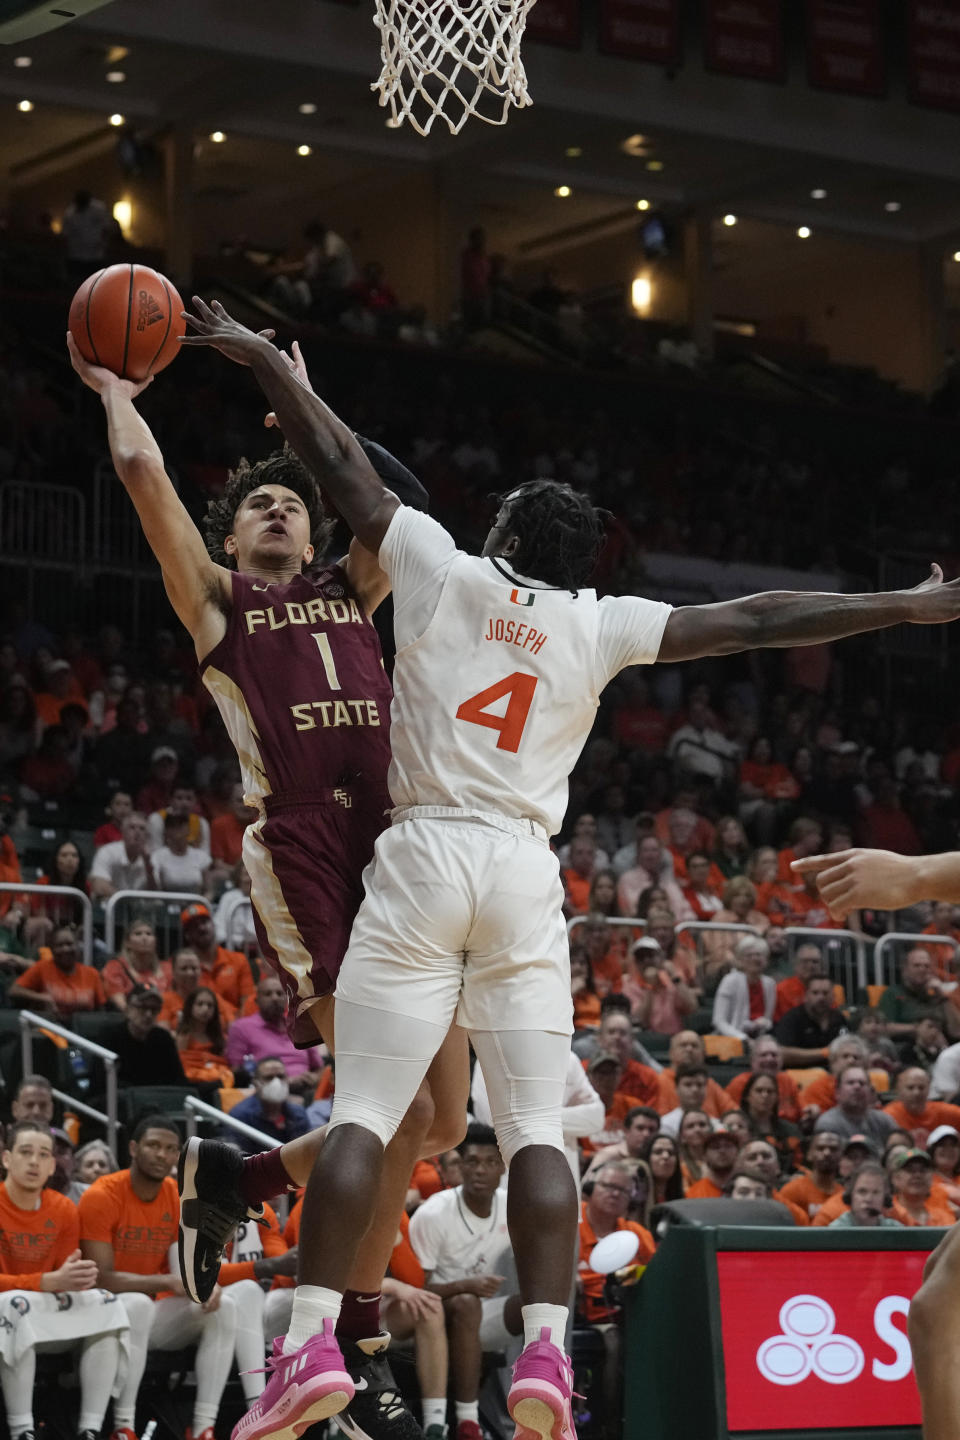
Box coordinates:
[334,1335,423,1440]
[177,1136,262,1304]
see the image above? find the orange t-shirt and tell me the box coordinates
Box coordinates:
[210,812,248,867]
[563,870,592,915]
[799,1073,892,1110]
[726,1070,801,1123]
[657,1069,736,1119]
[79,1169,179,1278]
[220,1203,285,1286]
[16,956,105,1015]
[812,1193,850,1227]
[160,988,236,1032]
[921,924,960,981]
[580,1093,644,1158]
[389,1210,425,1289]
[777,1172,842,1222]
[685,1176,724,1199]
[884,1100,960,1148]
[204,947,256,1011]
[577,1203,654,1323]
[410,1158,446,1203]
[616,1060,660,1108]
[891,1196,956,1228]
[574,992,602,1030]
[773,1189,810,1226]
[177,1040,234,1088]
[0,1182,79,1290]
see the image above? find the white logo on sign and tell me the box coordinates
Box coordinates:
[756,1295,865,1387]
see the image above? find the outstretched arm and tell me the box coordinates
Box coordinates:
[793,850,960,915]
[67,334,230,655]
[659,568,960,662]
[180,300,399,553]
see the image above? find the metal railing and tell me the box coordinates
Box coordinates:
[0,881,94,964]
[103,889,208,956]
[567,915,646,938]
[872,932,959,990]
[781,926,868,1000]
[0,481,86,563]
[184,1094,273,1150]
[19,1010,118,1157]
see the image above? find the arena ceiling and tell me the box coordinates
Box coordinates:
[4,0,960,271]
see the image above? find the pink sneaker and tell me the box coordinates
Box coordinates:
[231,1322,354,1440]
[508,1327,577,1440]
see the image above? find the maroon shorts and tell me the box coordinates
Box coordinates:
[242,788,388,1047]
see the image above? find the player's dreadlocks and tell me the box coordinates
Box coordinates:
[203,446,334,568]
[497,479,609,590]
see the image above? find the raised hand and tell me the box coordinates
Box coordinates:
[265,340,312,429]
[66,333,152,399]
[180,296,276,366]
[905,564,960,624]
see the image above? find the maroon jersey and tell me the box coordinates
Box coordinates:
[200,566,393,814]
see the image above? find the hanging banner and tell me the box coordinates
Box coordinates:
[704,0,785,81]
[806,0,886,96]
[907,0,960,113]
[599,0,682,65]
[525,0,582,48]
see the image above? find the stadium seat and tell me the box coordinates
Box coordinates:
[867,984,887,1007]
[703,1034,744,1061]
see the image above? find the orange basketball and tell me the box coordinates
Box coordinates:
[69,263,186,382]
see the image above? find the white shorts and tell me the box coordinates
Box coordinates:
[336,813,573,1035]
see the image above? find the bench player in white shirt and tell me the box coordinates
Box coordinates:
[182,299,960,1440]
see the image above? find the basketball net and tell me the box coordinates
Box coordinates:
[372,0,536,137]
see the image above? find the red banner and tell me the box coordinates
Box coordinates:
[806,0,885,96]
[704,0,785,81]
[599,0,682,64]
[525,0,582,48]
[718,1250,928,1432]
[908,0,960,112]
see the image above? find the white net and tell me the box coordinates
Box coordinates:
[372,0,537,137]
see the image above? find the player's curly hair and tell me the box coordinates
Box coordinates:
[203,447,334,568]
[496,479,609,590]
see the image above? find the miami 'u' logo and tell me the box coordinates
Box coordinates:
[510,589,535,607]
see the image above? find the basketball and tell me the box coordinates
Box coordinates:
[68,263,186,382]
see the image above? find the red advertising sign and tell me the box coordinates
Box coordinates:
[908,0,960,113]
[718,1250,927,1432]
[599,0,682,65]
[806,0,886,96]
[704,0,785,81]
[525,0,582,48]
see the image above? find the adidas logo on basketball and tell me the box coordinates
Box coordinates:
[136,289,165,330]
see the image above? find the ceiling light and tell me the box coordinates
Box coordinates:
[621,133,647,156]
[723,213,737,227]
[636,199,650,211]
[954,251,960,262]
[109,112,124,126]
[105,70,125,83]
[565,146,582,158]
[811,188,827,200]
[106,45,128,63]
[797,226,811,239]
[13,55,31,68]
[884,201,901,213]
[555,185,572,198]
[298,102,317,115]
[210,130,226,143]
[646,159,664,171]
[297,144,312,156]
[16,99,33,112]
[631,275,652,314]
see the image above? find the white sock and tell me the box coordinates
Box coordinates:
[112,1410,135,1432]
[422,1399,447,1430]
[284,1284,343,1353]
[9,1420,33,1439]
[191,1403,218,1434]
[521,1303,569,1350]
[455,1402,479,1425]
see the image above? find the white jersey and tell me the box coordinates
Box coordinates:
[379,507,672,836]
[408,1185,511,1285]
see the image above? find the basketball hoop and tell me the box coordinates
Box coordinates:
[372,0,536,137]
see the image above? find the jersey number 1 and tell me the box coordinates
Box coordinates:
[455,672,538,753]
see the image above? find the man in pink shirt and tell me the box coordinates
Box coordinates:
[225,974,325,1097]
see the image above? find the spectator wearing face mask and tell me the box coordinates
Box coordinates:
[225,1059,311,1152]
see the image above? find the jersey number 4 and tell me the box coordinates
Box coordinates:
[455,672,538,753]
